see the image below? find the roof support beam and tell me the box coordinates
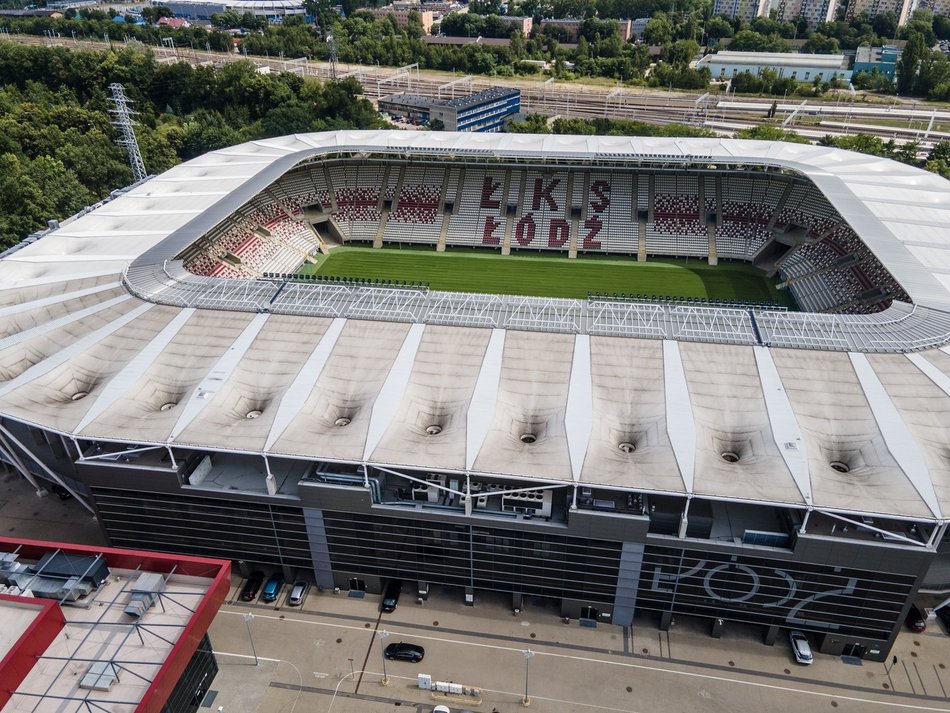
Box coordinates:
[662,340,694,493]
[0,280,121,319]
[264,317,346,451]
[465,328,506,472]
[564,334,591,482]
[753,346,812,504]
[0,293,133,355]
[850,352,941,519]
[74,308,196,434]
[169,312,270,442]
[0,299,151,400]
[363,322,426,460]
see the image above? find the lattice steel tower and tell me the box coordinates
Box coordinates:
[327,34,338,80]
[108,83,148,183]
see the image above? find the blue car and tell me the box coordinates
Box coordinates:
[261,574,284,603]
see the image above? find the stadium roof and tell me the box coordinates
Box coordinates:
[4,131,950,523]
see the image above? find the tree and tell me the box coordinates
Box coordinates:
[667,38,699,67]
[901,9,936,46]
[643,12,673,46]
[936,15,950,41]
[917,49,950,98]
[507,113,551,133]
[896,31,925,95]
[141,5,173,23]
[801,33,839,54]
[818,133,891,156]
[925,140,950,178]
[705,16,733,40]
[729,29,792,52]
[871,11,897,41]
[734,125,808,143]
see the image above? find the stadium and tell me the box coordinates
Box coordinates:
[2,130,950,663]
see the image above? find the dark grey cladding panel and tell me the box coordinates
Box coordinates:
[298,481,374,511]
[567,510,649,541]
[75,461,183,493]
[613,542,645,627]
[303,508,334,590]
[793,534,934,576]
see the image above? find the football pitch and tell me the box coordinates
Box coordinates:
[300,247,797,308]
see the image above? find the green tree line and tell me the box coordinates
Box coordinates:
[0,41,383,248]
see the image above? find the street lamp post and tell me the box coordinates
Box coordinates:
[521,649,535,706]
[378,629,390,685]
[242,613,259,666]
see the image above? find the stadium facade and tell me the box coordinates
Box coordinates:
[3,131,950,662]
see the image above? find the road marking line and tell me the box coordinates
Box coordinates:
[217,610,950,711]
[215,651,281,663]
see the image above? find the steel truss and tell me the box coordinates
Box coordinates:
[124,263,950,353]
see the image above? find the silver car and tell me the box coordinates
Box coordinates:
[788,630,813,665]
[288,580,308,606]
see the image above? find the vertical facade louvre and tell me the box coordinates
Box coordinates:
[316,511,623,603]
[85,481,926,660]
[636,546,913,642]
[91,488,312,569]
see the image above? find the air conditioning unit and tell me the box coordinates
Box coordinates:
[124,572,166,618]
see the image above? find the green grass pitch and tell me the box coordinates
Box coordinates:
[299,247,796,309]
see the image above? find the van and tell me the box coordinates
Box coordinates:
[288,580,308,606]
[381,579,402,613]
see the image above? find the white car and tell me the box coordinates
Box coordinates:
[789,630,813,665]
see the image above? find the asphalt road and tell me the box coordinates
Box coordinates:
[208,575,950,713]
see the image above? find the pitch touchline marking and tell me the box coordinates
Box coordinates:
[218,612,949,711]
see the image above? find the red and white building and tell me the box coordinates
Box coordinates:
[0,538,229,713]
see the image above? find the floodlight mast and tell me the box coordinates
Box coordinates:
[327,34,338,80]
[108,82,148,183]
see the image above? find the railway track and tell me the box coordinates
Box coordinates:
[5,32,949,147]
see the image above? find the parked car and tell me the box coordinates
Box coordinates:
[381,579,402,613]
[288,580,308,606]
[906,604,927,633]
[936,606,950,634]
[384,642,424,663]
[788,630,813,665]
[239,571,265,602]
[261,574,284,603]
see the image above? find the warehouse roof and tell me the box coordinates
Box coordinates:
[698,51,850,70]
